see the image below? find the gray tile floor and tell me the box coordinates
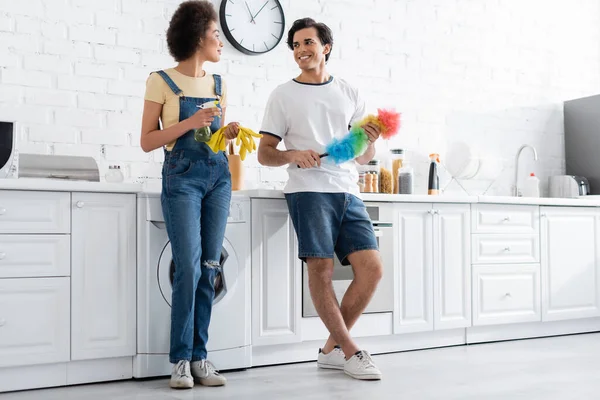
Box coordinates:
[2,333,599,399]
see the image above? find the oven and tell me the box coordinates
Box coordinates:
[302,203,394,318]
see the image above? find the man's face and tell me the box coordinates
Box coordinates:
[292,27,330,70]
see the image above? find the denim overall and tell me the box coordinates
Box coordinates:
[155,70,232,363]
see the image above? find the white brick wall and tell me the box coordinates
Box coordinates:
[1,0,599,194]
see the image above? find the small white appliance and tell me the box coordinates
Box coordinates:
[548,175,590,198]
[134,189,252,378]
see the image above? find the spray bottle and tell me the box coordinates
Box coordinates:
[428,153,440,195]
[194,100,220,142]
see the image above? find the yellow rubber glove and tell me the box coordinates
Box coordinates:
[206,127,227,153]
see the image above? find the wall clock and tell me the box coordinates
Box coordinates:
[219,0,285,55]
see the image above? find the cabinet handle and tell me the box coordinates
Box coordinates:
[433,210,439,215]
[505,293,512,298]
[0,319,5,327]
[76,201,85,208]
[428,210,433,215]
[0,252,5,260]
[504,247,511,252]
[541,213,547,217]
[503,216,511,222]
[0,208,5,215]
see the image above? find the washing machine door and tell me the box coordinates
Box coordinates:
[157,237,238,307]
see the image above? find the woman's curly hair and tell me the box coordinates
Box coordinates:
[166,0,218,62]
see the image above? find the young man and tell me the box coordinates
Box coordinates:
[257,18,384,381]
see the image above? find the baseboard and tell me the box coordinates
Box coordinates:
[466,318,600,344]
[0,357,133,394]
[252,328,466,367]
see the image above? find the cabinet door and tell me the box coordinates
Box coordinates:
[433,204,471,330]
[541,207,600,321]
[394,203,434,334]
[0,278,70,367]
[251,199,301,346]
[71,193,136,360]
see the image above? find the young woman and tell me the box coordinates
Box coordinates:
[140,0,239,389]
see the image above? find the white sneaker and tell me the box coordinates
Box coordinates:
[317,346,345,370]
[344,350,382,380]
[170,360,194,389]
[191,360,227,386]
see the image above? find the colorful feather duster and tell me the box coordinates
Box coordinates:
[323,109,401,164]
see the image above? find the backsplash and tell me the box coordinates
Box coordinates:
[1,0,599,195]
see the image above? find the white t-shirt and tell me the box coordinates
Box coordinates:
[260,76,366,195]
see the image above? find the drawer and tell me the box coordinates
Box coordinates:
[472,204,539,234]
[0,191,70,234]
[472,264,541,326]
[472,234,539,264]
[0,278,70,367]
[0,235,70,278]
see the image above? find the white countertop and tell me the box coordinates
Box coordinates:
[0,178,143,193]
[238,189,600,207]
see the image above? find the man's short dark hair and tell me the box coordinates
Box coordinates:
[287,18,334,62]
[166,0,218,62]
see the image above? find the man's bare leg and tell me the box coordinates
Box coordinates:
[321,250,383,355]
[307,257,360,359]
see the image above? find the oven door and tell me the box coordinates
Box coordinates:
[302,224,394,318]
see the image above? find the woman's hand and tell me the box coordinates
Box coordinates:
[223,122,240,140]
[188,107,221,129]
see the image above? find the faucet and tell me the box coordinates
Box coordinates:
[514,144,538,196]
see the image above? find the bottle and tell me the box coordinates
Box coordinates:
[194,100,220,142]
[428,154,440,195]
[522,172,540,197]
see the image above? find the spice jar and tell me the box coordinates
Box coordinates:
[390,149,404,194]
[398,164,414,194]
[365,160,380,193]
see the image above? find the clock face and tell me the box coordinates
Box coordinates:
[219,0,285,55]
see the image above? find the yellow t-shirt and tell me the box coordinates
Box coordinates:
[144,68,228,151]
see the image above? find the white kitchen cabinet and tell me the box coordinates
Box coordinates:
[541,207,600,321]
[473,264,541,326]
[394,203,471,334]
[251,199,301,346]
[433,204,472,330]
[0,278,70,368]
[71,193,136,360]
[0,190,70,234]
[0,235,70,278]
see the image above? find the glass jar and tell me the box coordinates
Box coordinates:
[390,149,404,194]
[365,160,380,193]
[398,164,414,194]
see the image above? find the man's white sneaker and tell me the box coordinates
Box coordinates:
[344,350,382,380]
[170,360,194,389]
[317,346,345,370]
[191,360,227,386]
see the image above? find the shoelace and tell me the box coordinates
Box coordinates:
[202,360,221,376]
[176,361,190,378]
[356,351,376,369]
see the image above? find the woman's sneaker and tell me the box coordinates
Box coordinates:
[170,360,194,389]
[317,346,345,370]
[344,350,382,380]
[191,360,227,386]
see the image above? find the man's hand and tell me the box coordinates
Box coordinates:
[222,122,240,140]
[290,150,321,169]
[362,122,381,143]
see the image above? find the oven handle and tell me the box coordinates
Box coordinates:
[373,226,392,237]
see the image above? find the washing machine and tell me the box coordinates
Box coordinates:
[134,189,252,378]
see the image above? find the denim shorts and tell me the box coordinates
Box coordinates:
[285,192,378,265]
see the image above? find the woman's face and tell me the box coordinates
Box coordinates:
[199,20,223,62]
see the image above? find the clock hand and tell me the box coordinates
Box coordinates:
[245,1,256,24]
[252,1,269,20]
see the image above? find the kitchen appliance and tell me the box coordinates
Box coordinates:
[135,190,252,377]
[564,94,600,194]
[548,175,590,198]
[17,154,100,181]
[302,203,394,318]
[0,121,17,179]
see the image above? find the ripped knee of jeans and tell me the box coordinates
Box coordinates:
[202,260,221,271]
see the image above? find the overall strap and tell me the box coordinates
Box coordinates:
[213,74,222,100]
[154,70,183,96]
